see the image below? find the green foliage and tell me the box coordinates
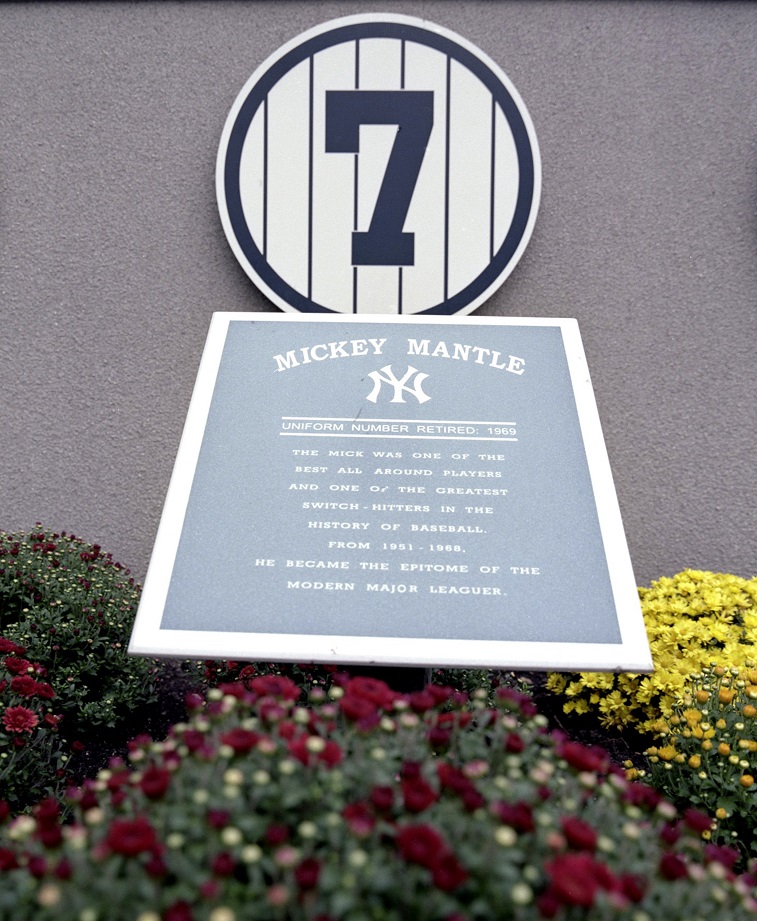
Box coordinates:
[546,570,757,734]
[639,663,757,866]
[0,527,159,736]
[1,677,755,920]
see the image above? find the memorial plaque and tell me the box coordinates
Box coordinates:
[129,314,652,672]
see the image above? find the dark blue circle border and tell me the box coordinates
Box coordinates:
[221,20,538,315]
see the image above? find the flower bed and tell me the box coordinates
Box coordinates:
[3,528,757,918]
[1,674,756,920]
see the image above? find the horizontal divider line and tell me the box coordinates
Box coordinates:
[279,433,518,441]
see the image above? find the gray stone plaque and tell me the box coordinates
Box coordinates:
[129,314,651,671]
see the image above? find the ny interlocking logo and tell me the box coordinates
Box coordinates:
[366,365,431,404]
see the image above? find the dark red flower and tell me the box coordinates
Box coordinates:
[182,730,208,753]
[278,720,297,740]
[496,685,536,715]
[704,843,740,870]
[343,802,375,837]
[0,639,25,656]
[492,801,534,833]
[396,824,446,868]
[505,732,525,754]
[294,856,321,890]
[9,675,39,697]
[402,776,438,813]
[199,879,220,900]
[659,822,681,846]
[265,823,290,845]
[249,675,301,701]
[461,788,485,812]
[561,816,598,852]
[426,684,454,705]
[221,727,260,754]
[369,785,394,812]
[659,853,688,881]
[54,858,73,880]
[400,761,422,780]
[28,855,47,878]
[288,735,311,765]
[623,781,662,811]
[345,676,396,709]
[683,808,712,835]
[545,853,601,908]
[163,901,193,921]
[319,739,343,767]
[206,809,230,830]
[340,694,380,727]
[3,657,32,675]
[216,681,248,700]
[140,766,171,800]
[619,873,647,903]
[409,690,436,713]
[32,680,55,700]
[557,740,609,774]
[2,706,38,733]
[428,727,452,750]
[0,848,18,871]
[537,890,561,918]
[259,701,287,724]
[106,817,159,857]
[145,853,168,877]
[184,692,204,711]
[431,851,468,891]
[211,852,236,877]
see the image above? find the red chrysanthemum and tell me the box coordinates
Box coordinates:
[342,802,375,837]
[249,674,301,701]
[683,808,712,835]
[545,853,602,908]
[9,675,39,697]
[369,785,394,812]
[294,856,321,890]
[139,766,171,800]
[163,901,194,921]
[659,852,688,881]
[344,676,397,709]
[557,740,609,774]
[395,823,446,868]
[105,816,159,857]
[492,800,534,833]
[431,851,468,891]
[409,690,436,713]
[0,847,19,872]
[220,726,260,754]
[3,657,32,675]
[561,816,598,852]
[211,851,236,877]
[2,706,39,733]
[0,639,25,656]
[340,694,380,726]
[402,776,438,813]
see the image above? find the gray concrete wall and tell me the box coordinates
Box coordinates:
[1,1,755,588]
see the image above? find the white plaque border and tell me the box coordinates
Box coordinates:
[129,313,652,674]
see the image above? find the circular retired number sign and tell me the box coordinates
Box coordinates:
[217,14,541,315]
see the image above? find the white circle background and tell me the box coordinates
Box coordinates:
[217,14,541,315]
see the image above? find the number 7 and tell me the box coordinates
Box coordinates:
[325,90,434,266]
